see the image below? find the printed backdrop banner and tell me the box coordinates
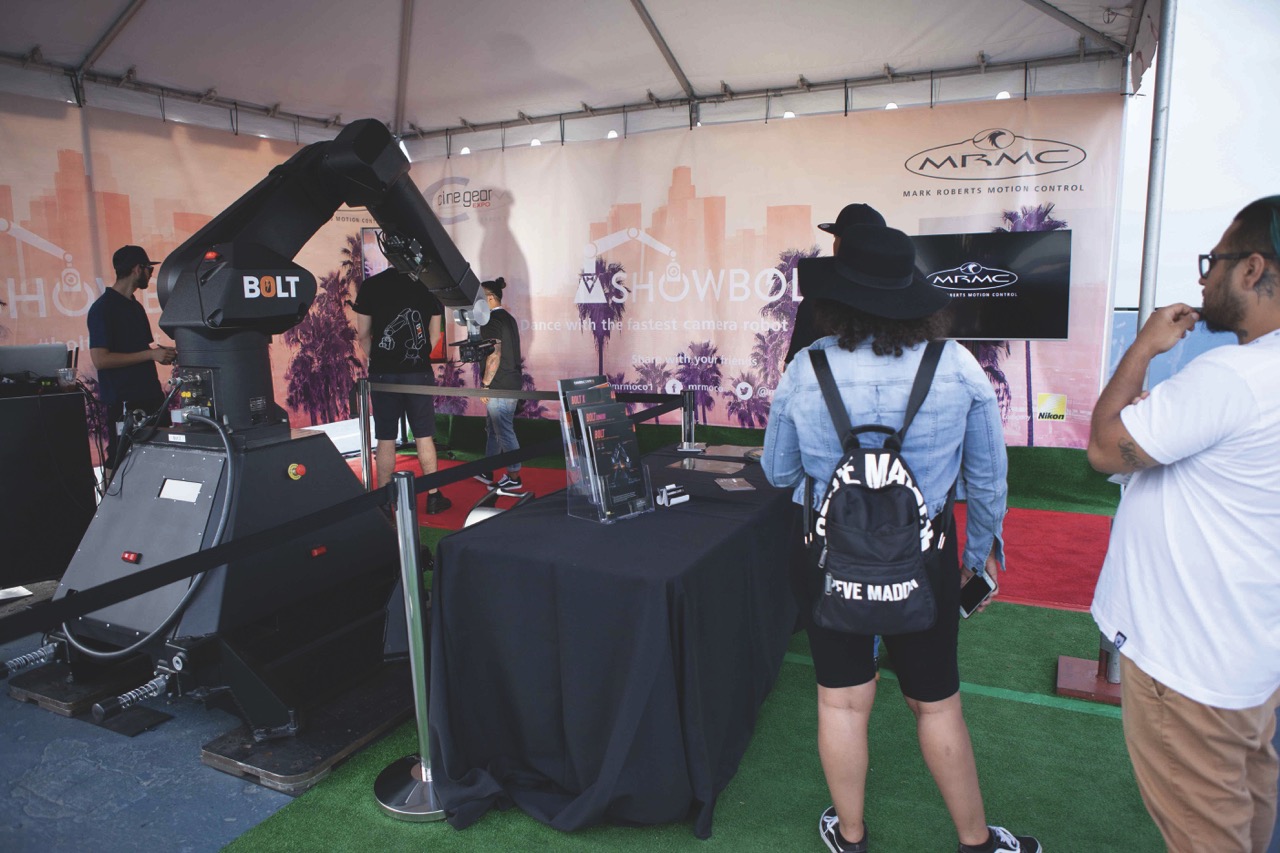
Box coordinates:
[0,91,1122,451]
[417,93,1122,448]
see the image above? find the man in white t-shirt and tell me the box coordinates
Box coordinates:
[1088,197,1280,853]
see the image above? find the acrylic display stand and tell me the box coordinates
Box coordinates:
[558,386,654,525]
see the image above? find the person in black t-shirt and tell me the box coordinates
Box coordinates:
[87,244,176,485]
[474,277,524,495]
[352,268,451,514]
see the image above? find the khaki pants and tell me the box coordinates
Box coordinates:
[1121,656,1280,852]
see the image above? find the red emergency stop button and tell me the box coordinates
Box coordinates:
[288,463,306,480]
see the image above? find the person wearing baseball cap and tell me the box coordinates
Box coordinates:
[785,203,888,365]
[87,245,176,484]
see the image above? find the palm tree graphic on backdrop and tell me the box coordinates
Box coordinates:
[722,370,771,428]
[751,328,789,390]
[970,202,1068,447]
[81,375,110,466]
[634,360,674,424]
[577,258,627,375]
[606,372,635,417]
[434,359,468,416]
[284,234,365,424]
[759,247,820,383]
[675,341,723,424]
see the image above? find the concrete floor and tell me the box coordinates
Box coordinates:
[0,585,292,853]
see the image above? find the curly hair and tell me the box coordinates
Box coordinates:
[810,298,951,357]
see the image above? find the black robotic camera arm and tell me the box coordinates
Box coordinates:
[155,119,489,433]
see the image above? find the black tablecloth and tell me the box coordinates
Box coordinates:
[428,448,798,838]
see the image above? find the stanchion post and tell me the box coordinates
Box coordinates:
[677,389,704,453]
[373,471,445,821]
[358,378,373,491]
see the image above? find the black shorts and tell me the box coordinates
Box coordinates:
[369,371,437,441]
[801,512,962,702]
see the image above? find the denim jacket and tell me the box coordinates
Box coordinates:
[762,337,1007,572]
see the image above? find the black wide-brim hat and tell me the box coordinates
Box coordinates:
[817,202,886,234]
[798,224,950,320]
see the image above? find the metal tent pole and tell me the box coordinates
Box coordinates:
[1137,0,1179,328]
[373,471,445,821]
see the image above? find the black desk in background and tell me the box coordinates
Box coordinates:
[428,448,799,838]
[0,389,96,588]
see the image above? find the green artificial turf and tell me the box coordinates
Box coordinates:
[315,420,1141,851]
[227,603,1160,852]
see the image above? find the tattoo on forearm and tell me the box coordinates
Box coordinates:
[1119,439,1148,469]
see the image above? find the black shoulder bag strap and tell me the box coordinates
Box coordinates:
[805,341,947,539]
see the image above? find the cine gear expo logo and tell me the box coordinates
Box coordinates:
[425,176,498,224]
[926,261,1018,291]
[905,128,1086,181]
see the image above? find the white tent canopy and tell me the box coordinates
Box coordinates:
[0,0,1157,154]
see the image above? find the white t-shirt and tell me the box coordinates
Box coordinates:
[1091,329,1280,709]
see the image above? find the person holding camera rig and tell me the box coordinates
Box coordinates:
[762,224,1037,853]
[473,277,524,495]
[87,245,176,487]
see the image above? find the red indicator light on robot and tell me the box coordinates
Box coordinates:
[203,250,220,261]
[121,551,141,564]
[309,545,327,558]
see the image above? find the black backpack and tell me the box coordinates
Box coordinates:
[806,342,950,636]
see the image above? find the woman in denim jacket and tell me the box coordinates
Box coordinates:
[763,224,1038,853]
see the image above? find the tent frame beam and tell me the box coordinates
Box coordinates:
[1013,0,1125,54]
[0,45,1121,143]
[629,0,696,99]
[404,48,1121,141]
[78,0,149,76]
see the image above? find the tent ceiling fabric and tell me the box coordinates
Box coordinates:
[1,0,1144,139]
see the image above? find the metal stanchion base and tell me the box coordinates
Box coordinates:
[374,754,446,821]
[1055,655,1122,706]
[676,442,706,454]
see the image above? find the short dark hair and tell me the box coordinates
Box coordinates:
[1230,197,1280,256]
[1230,197,1280,296]
[811,298,950,357]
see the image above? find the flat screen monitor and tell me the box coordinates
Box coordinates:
[0,343,70,379]
[911,230,1072,340]
[361,227,391,279]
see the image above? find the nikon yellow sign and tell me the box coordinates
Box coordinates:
[1036,393,1067,421]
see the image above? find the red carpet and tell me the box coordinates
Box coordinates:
[344,456,566,530]
[954,504,1110,612]
[343,457,1109,610]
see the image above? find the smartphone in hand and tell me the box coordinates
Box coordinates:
[959,572,998,619]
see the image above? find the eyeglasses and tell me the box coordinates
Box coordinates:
[1199,251,1278,277]
[1192,249,1274,275]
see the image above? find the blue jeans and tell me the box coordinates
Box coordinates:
[485,396,520,473]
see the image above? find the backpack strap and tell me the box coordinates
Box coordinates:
[898,340,945,442]
[805,341,946,539]
[809,348,854,450]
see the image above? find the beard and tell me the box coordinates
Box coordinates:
[1198,286,1244,334]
